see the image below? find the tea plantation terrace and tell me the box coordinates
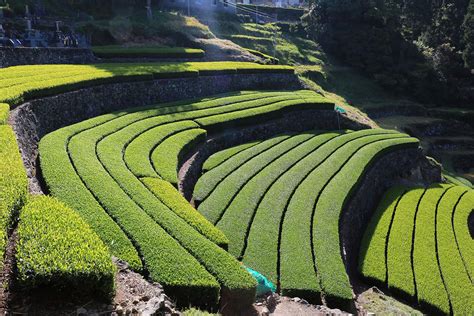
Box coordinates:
[360,185,474,314]
[0,62,293,106]
[38,90,333,309]
[193,129,419,308]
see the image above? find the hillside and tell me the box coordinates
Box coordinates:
[0,1,472,315]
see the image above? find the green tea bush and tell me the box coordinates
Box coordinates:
[39,121,143,271]
[141,177,228,249]
[0,103,9,124]
[360,184,474,315]
[202,141,260,172]
[436,187,473,315]
[92,46,205,59]
[453,190,474,279]
[195,128,413,308]
[387,188,426,299]
[151,128,207,186]
[215,133,314,256]
[16,196,115,299]
[198,134,307,226]
[0,125,28,269]
[0,62,294,106]
[413,184,451,314]
[313,136,418,308]
[125,121,200,178]
[359,186,407,285]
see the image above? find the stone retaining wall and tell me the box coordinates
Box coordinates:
[0,47,97,68]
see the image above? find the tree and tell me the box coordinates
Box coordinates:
[463,0,474,69]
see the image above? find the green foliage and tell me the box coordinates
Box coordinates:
[313,136,418,308]
[359,186,406,286]
[195,96,333,133]
[141,177,228,249]
[360,184,474,314]
[41,91,339,307]
[198,134,304,227]
[215,133,314,257]
[69,115,222,309]
[194,135,289,206]
[0,103,9,125]
[413,184,451,314]
[202,141,260,172]
[453,190,474,279]
[92,46,205,59]
[307,0,472,105]
[39,122,143,271]
[125,120,200,178]
[196,128,415,308]
[463,0,474,69]
[437,186,474,315]
[0,125,28,269]
[151,128,207,186]
[0,62,294,106]
[283,132,409,306]
[387,188,425,299]
[16,196,115,299]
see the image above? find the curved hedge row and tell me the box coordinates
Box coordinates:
[360,184,474,315]
[39,90,333,309]
[0,62,294,106]
[194,129,418,309]
[92,46,205,59]
[0,123,28,270]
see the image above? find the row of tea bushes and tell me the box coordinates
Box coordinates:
[360,184,474,314]
[39,90,333,308]
[194,129,419,309]
[92,46,205,59]
[0,105,115,299]
[0,62,294,106]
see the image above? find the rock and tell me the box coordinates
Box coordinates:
[76,307,87,316]
[300,299,309,305]
[261,307,270,316]
[292,297,301,303]
[256,302,263,306]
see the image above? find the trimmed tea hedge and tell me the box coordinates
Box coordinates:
[360,184,474,314]
[0,125,28,269]
[198,133,312,227]
[141,177,228,249]
[0,103,8,124]
[40,90,331,308]
[453,190,474,280]
[359,186,407,285]
[151,128,207,186]
[0,62,294,106]
[386,188,425,298]
[16,196,115,299]
[413,184,451,314]
[202,141,260,172]
[92,46,205,59]
[195,128,417,309]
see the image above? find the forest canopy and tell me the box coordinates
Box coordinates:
[305,0,474,105]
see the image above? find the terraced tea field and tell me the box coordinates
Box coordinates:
[2,59,469,314]
[38,90,333,308]
[360,185,474,314]
[194,129,419,307]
